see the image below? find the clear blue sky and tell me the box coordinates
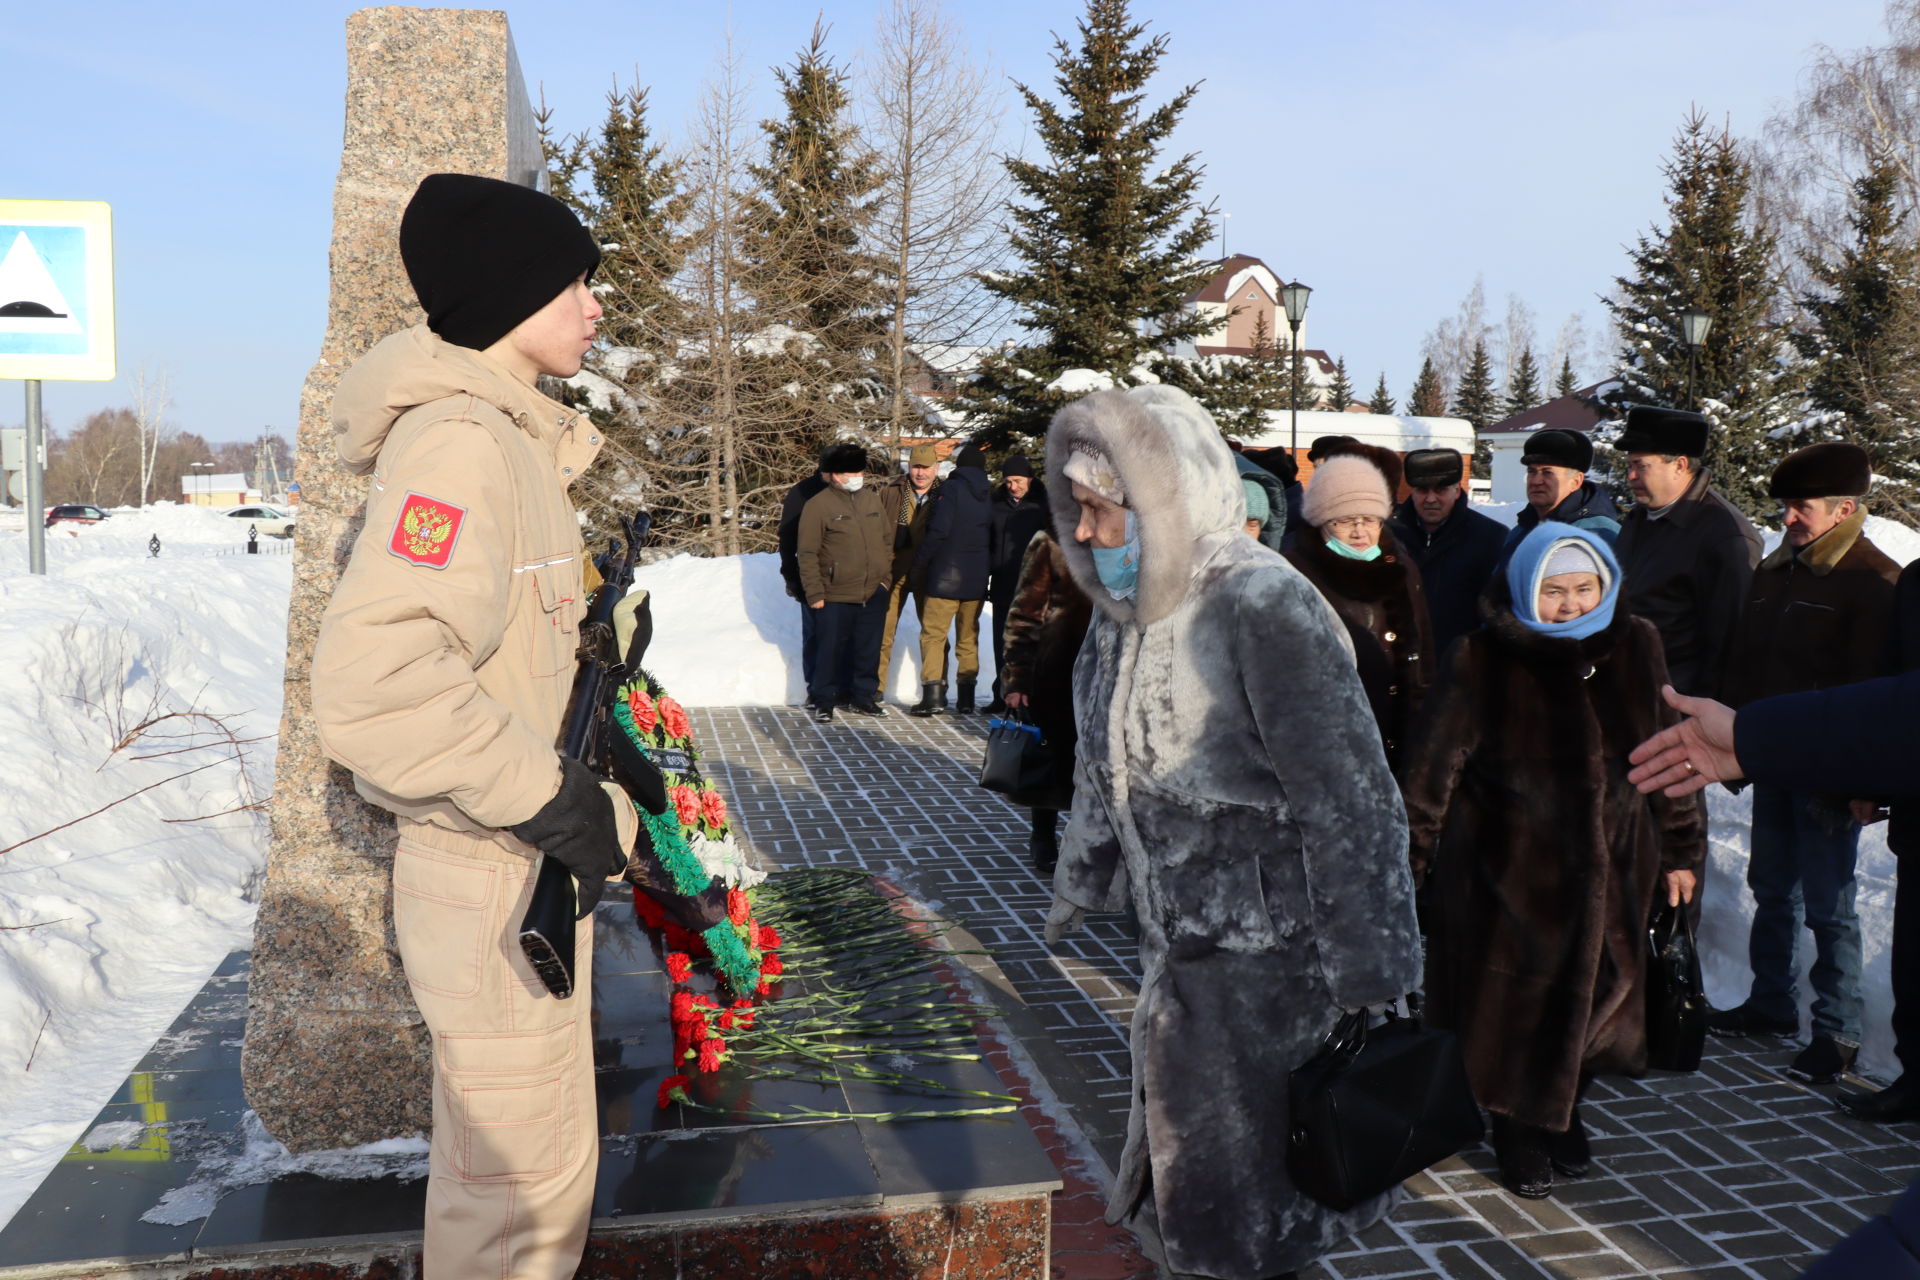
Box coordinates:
[2,0,1893,444]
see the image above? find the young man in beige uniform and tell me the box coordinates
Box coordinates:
[311,173,636,1280]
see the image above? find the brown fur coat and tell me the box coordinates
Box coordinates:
[998,531,1092,798]
[1399,594,1705,1131]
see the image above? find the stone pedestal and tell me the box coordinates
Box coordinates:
[241,5,545,1152]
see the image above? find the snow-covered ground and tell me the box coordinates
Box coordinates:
[0,499,1912,1227]
[0,505,289,1223]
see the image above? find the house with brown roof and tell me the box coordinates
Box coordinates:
[1481,381,1616,505]
[1173,254,1337,398]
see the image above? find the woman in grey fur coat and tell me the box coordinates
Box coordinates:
[1044,385,1423,1280]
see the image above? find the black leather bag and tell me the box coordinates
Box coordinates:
[1646,902,1707,1072]
[978,716,1064,809]
[1287,1002,1484,1211]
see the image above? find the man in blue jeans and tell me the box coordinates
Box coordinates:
[1713,443,1899,1083]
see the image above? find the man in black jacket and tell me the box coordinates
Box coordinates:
[985,455,1049,714]
[1503,429,1621,549]
[1613,406,1763,699]
[1388,447,1505,659]
[912,444,992,716]
[778,455,831,702]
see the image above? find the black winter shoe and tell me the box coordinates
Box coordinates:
[1549,1106,1591,1177]
[1786,1035,1857,1085]
[910,682,945,717]
[1706,1002,1799,1038]
[847,701,887,717]
[1837,1073,1920,1122]
[953,679,977,715]
[1491,1115,1552,1199]
[812,704,834,724]
[1029,827,1059,877]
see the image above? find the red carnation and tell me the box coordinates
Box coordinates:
[670,992,696,1025]
[663,922,702,955]
[669,785,701,829]
[756,978,771,995]
[757,925,781,950]
[701,789,729,829]
[760,954,784,978]
[659,697,692,741]
[727,887,750,927]
[690,1014,710,1043]
[665,952,692,983]
[731,999,756,1030]
[697,1037,726,1073]
[629,689,658,734]
[633,890,668,930]
[694,993,719,1008]
[657,1074,691,1109]
[718,1009,736,1031]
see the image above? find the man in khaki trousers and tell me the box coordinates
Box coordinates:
[877,443,941,695]
[311,174,636,1280]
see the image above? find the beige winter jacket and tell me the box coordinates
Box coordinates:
[311,326,605,841]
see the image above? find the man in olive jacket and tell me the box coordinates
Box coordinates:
[875,443,941,695]
[797,442,897,721]
[1614,406,1763,699]
[1713,443,1899,1085]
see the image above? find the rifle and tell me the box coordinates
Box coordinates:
[519,510,650,999]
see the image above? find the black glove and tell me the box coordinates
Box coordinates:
[510,758,629,919]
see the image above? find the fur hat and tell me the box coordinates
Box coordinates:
[400,173,600,351]
[1520,429,1594,473]
[1308,434,1359,462]
[819,442,869,474]
[907,443,938,467]
[954,443,987,471]
[1616,405,1710,457]
[1770,442,1872,499]
[1003,454,1036,479]
[1313,438,1403,494]
[1302,454,1392,528]
[1403,447,1465,489]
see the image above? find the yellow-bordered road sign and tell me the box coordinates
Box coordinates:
[0,200,115,381]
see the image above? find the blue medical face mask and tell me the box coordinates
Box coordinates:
[1325,536,1383,562]
[1090,511,1141,600]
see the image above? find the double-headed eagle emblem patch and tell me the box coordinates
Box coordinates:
[387,492,466,569]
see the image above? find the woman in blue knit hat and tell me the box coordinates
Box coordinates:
[1400,524,1706,1201]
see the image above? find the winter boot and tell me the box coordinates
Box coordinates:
[910,682,945,718]
[954,679,977,715]
[1029,809,1059,877]
[1491,1115,1552,1199]
[1549,1105,1591,1178]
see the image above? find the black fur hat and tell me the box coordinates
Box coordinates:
[1403,448,1465,489]
[1616,405,1710,457]
[818,442,870,474]
[1770,442,1872,499]
[1520,429,1594,472]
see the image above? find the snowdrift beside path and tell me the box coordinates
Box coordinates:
[0,507,287,1224]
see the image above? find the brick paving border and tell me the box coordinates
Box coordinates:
[694,705,1919,1279]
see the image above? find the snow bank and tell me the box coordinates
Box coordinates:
[0,504,287,1223]
[630,552,994,706]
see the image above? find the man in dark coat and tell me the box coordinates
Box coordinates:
[985,455,1049,714]
[1614,406,1763,699]
[1503,429,1620,550]
[911,443,992,716]
[998,531,1091,874]
[1838,560,1920,1122]
[1712,443,1899,1084]
[796,443,897,722]
[876,443,941,698]
[778,457,830,700]
[1389,446,1506,659]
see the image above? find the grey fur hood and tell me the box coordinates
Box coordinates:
[1045,385,1245,626]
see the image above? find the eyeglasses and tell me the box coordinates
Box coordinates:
[1327,516,1383,532]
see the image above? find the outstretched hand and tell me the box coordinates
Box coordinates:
[1626,686,1743,798]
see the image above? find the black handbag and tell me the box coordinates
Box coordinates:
[1287,1001,1484,1212]
[1645,902,1707,1072]
[978,716,1064,809]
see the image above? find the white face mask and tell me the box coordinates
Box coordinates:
[840,475,865,492]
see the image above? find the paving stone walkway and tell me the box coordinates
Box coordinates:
[694,705,1917,1280]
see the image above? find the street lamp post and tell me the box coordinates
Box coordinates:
[1679,309,1713,412]
[190,460,214,507]
[1279,280,1313,457]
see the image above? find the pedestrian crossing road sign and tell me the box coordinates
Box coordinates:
[0,200,115,382]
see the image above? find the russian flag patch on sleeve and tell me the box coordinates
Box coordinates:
[388,492,467,569]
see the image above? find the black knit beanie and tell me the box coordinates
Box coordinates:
[955,444,987,471]
[400,173,601,351]
[1003,454,1036,479]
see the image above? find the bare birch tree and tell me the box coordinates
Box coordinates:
[864,0,1011,447]
[130,364,172,508]
[1420,274,1491,406]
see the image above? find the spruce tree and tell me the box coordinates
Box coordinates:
[1451,342,1499,430]
[1791,152,1920,517]
[960,0,1216,448]
[1407,356,1447,417]
[1368,372,1396,415]
[1156,309,1288,437]
[1604,110,1795,518]
[1503,345,1542,418]
[1554,353,1580,399]
[1324,355,1355,412]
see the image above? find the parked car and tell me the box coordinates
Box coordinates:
[45,504,110,528]
[225,505,295,538]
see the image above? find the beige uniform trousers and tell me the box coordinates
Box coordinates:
[876,574,917,690]
[918,596,983,683]
[394,823,599,1280]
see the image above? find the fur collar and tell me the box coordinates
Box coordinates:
[1045,386,1242,625]
[1757,505,1867,576]
[1289,529,1413,601]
